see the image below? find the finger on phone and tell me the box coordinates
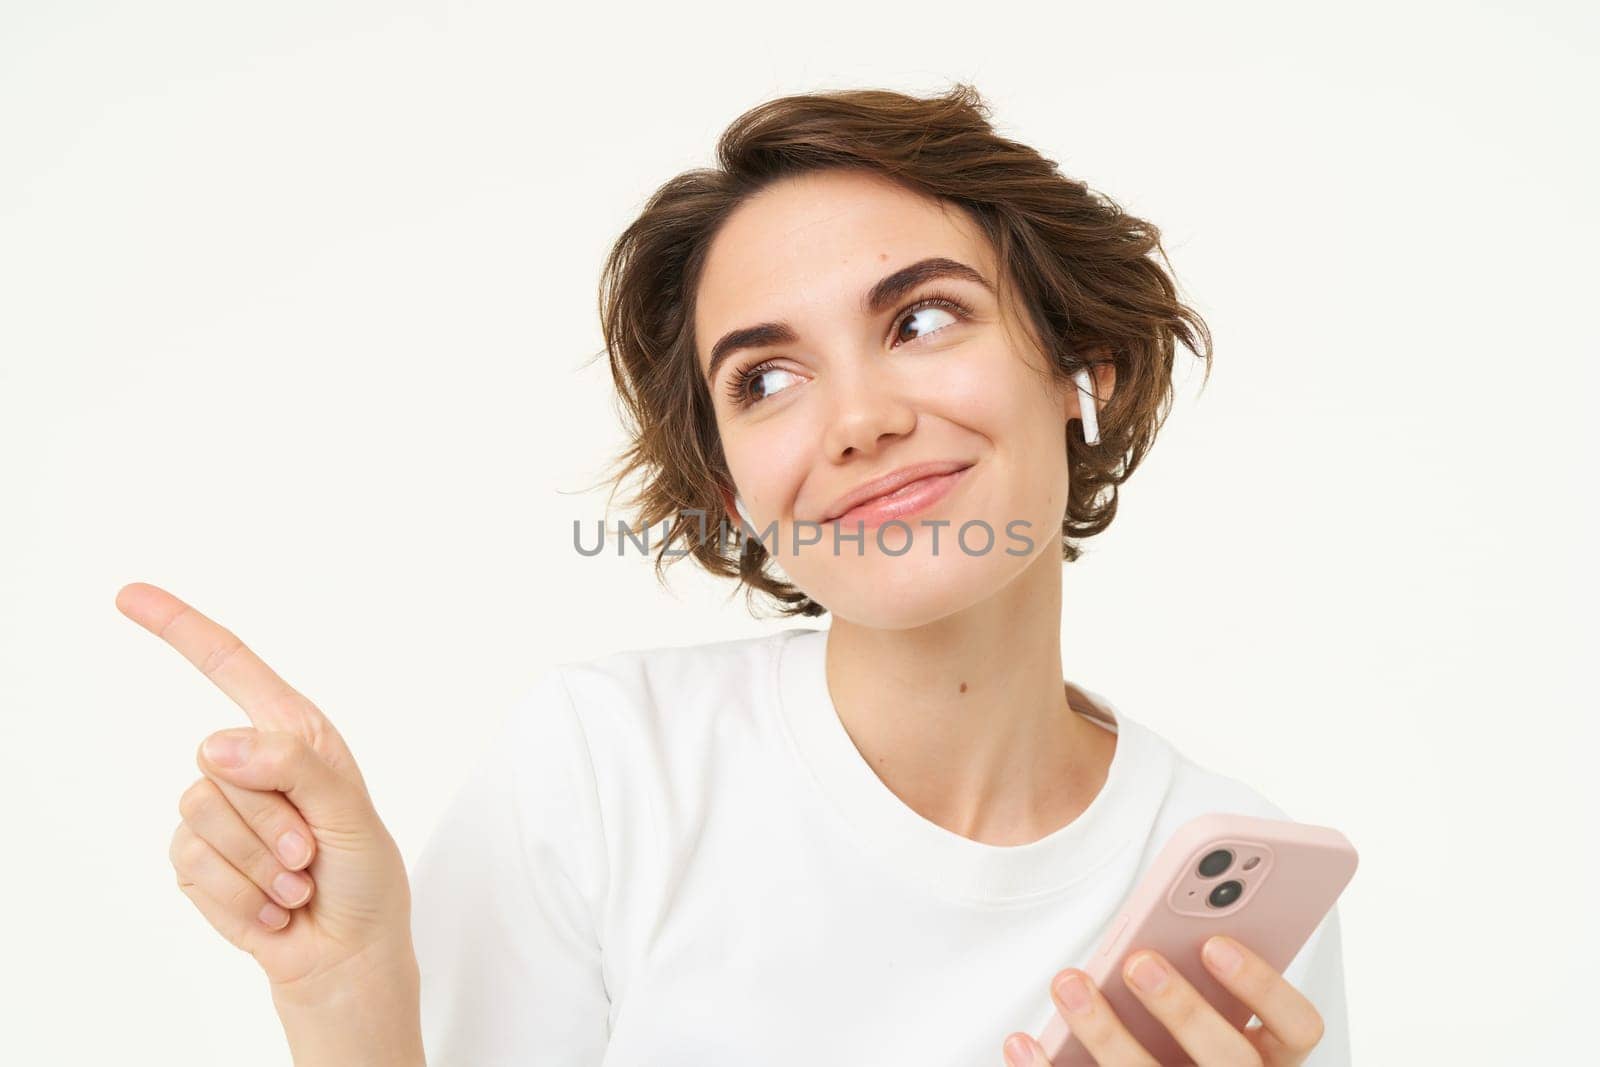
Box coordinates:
[1120,950,1256,1064]
[178,777,315,911]
[1200,935,1326,1059]
[1048,969,1161,1066]
[170,821,292,936]
[1002,1031,1058,1066]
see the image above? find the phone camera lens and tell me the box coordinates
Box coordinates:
[1208,880,1244,908]
[1197,849,1233,878]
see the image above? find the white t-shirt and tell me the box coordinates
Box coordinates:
[410,627,1351,1066]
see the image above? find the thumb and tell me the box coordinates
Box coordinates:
[198,728,376,834]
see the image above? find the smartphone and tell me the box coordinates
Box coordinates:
[1035,812,1358,1066]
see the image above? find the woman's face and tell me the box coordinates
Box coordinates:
[694,168,1087,629]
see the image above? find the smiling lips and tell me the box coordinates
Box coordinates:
[822,461,974,528]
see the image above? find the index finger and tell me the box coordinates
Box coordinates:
[115,582,310,733]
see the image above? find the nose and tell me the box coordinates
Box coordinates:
[821,360,918,460]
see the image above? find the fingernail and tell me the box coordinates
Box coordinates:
[1204,935,1243,977]
[203,731,251,767]
[1054,972,1093,1016]
[1128,952,1169,994]
[257,901,289,928]
[273,871,311,907]
[277,831,309,868]
[1004,1034,1032,1067]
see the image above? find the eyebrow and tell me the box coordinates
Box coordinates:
[703,256,994,387]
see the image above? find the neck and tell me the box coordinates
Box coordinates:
[824,547,1114,847]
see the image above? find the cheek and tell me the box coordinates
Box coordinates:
[928,343,1062,446]
[925,347,1014,429]
[932,348,1069,518]
[720,419,814,515]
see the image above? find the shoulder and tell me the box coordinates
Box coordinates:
[1124,715,1299,827]
[498,628,806,810]
[539,628,800,738]
[550,627,795,698]
[463,628,803,878]
[1099,712,1301,870]
[1070,681,1295,830]
[1167,748,1295,822]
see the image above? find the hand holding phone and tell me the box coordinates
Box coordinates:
[1004,812,1357,1066]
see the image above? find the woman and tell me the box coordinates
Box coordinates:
[132,84,1348,1065]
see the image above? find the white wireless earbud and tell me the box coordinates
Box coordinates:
[1072,367,1100,446]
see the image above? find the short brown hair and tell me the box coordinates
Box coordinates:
[592,83,1212,618]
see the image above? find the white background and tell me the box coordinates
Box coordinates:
[3,1,1595,1062]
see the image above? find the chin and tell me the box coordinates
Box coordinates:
[792,545,1029,630]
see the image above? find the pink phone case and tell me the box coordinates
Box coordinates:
[1036,812,1357,1066]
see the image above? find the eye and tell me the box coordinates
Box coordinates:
[891,295,968,347]
[721,290,974,411]
[724,360,801,409]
